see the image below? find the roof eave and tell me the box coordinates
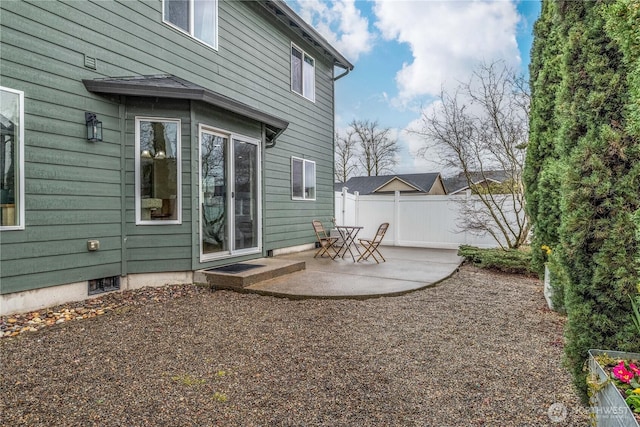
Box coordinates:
[82,77,289,132]
[259,0,354,71]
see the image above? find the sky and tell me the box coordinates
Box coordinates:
[285,0,542,177]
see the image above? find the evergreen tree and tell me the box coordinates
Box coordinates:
[555,0,640,399]
[526,0,640,401]
[524,0,564,275]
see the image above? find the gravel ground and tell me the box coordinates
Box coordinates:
[0,265,588,426]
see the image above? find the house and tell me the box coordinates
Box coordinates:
[335,173,447,196]
[443,171,510,195]
[0,0,353,315]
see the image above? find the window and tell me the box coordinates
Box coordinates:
[163,0,218,49]
[292,157,315,200]
[0,86,24,230]
[135,117,182,224]
[291,44,315,101]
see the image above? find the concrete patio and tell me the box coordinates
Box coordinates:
[196,247,463,299]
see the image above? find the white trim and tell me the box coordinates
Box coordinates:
[198,125,262,263]
[135,116,182,225]
[198,125,228,261]
[290,43,315,102]
[372,176,422,194]
[230,135,262,256]
[162,0,219,51]
[291,156,316,201]
[0,86,25,231]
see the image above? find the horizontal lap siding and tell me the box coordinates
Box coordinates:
[1,3,124,294]
[1,0,338,293]
[124,98,193,273]
[254,29,335,248]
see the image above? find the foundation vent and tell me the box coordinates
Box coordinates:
[88,276,120,295]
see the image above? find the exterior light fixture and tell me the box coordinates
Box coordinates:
[85,112,103,142]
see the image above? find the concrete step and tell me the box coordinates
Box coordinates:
[194,258,305,290]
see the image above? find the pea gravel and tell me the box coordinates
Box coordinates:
[0,265,588,426]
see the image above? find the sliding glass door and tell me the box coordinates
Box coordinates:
[233,139,259,251]
[199,126,260,260]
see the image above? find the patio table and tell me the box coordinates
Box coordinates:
[334,225,363,262]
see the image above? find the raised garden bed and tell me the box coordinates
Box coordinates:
[588,349,640,427]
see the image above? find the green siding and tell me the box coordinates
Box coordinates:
[0,0,339,294]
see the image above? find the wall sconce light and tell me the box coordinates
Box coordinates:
[85,112,103,142]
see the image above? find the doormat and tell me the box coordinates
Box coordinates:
[207,263,265,274]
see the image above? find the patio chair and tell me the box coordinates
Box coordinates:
[357,222,389,263]
[312,220,339,259]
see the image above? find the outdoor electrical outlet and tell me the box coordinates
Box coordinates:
[87,240,100,251]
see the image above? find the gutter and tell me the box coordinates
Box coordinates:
[333,63,351,81]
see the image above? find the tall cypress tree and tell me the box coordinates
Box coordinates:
[555,0,640,399]
[526,0,640,401]
[524,0,564,276]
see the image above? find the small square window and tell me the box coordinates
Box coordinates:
[292,157,316,200]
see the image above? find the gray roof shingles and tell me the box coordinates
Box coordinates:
[335,173,441,195]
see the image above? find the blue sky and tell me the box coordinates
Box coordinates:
[286,0,542,176]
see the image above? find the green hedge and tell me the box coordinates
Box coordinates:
[457,245,534,276]
[525,0,640,402]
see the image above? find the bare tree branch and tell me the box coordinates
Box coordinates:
[334,130,359,183]
[409,61,530,249]
[348,119,399,176]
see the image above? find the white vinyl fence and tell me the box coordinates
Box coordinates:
[335,188,521,249]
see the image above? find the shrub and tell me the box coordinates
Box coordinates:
[457,245,534,276]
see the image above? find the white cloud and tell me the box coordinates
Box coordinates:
[373,0,521,105]
[289,0,375,62]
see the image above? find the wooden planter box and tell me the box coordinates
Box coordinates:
[588,349,640,427]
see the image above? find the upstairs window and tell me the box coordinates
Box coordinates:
[163,0,218,49]
[0,86,24,230]
[292,157,316,200]
[291,44,315,102]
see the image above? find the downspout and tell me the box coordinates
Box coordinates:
[119,100,127,278]
[264,124,286,149]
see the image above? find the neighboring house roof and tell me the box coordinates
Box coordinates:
[258,1,354,73]
[336,173,446,195]
[443,170,511,195]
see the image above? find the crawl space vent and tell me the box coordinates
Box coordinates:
[89,276,120,295]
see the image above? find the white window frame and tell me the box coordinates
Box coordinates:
[291,43,316,102]
[162,0,218,50]
[0,86,25,231]
[198,125,262,262]
[135,116,182,225]
[291,157,316,201]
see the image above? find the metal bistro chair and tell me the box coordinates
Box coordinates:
[357,222,389,263]
[312,220,339,259]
